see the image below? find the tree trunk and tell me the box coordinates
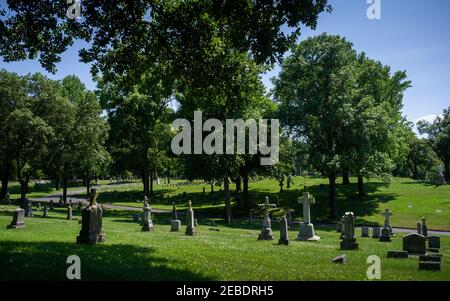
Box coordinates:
[86,177,90,195]
[20,180,28,209]
[210,182,214,193]
[63,177,68,203]
[55,175,61,191]
[243,171,249,210]
[342,170,350,185]
[328,175,337,219]
[357,175,365,198]
[142,168,150,197]
[224,175,232,224]
[235,177,241,208]
[150,170,154,195]
[0,164,10,200]
[445,156,450,182]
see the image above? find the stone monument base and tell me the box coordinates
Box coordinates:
[278,238,289,245]
[340,238,359,250]
[7,223,25,229]
[76,232,98,244]
[258,227,274,240]
[185,226,196,236]
[296,222,320,241]
[142,223,155,231]
[171,220,181,232]
[435,175,446,186]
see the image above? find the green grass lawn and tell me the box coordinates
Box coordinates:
[0,205,448,281]
[69,176,450,231]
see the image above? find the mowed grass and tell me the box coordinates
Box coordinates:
[75,176,450,231]
[0,205,449,281]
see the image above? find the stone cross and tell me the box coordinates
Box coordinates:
[298,192,315,224]
[258,196,276,228]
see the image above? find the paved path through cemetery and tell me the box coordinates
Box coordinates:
[29,183,170,214]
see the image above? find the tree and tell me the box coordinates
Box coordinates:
[31,74,77,192]
[406,136,438,180]
[72,92,111,195]
[274,34,358,218]
[99,67,173,197]
[0,69,29,199]
[418,107,450,182]
[0,1,331,77]
[342,54,410,198]
[3,108,53,207]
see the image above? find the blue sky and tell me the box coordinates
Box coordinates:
[1,0,449,126]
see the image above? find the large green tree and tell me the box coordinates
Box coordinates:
[274,34,358,218]
[274,34,410,217]
[418,107,450,182]
[0,69,29,200]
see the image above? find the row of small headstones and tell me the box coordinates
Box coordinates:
[342,221,443,271]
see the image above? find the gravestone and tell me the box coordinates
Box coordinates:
[278,216,289,245]
[171,220,181,232]
[296,191,320,241]
[42,204,49,218]
[403,233,426,254]
[142,196,155,232]
[340,212,358,250]
[25,200,33,217]
[7,208,25,229]
[387,250,408,259]
[383,209,393,236]
[361,226,369,237]
[76,189,106,244]
[67,205,73,220]
[428,236,440,249]
[435,164,446,186]
[417,221,422,235]
[372,227,381,239]
[286,208,294,230]
[170,202,181,232]
[185,200,196,236]
[421,217,428,237]
[379,227,391,242]
[332,255,347,264]
[419,257,441,271]
[257,197,276,240]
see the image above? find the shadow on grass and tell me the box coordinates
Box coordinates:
[0,241,214,281]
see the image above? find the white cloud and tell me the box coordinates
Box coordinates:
[415,114,438,124]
